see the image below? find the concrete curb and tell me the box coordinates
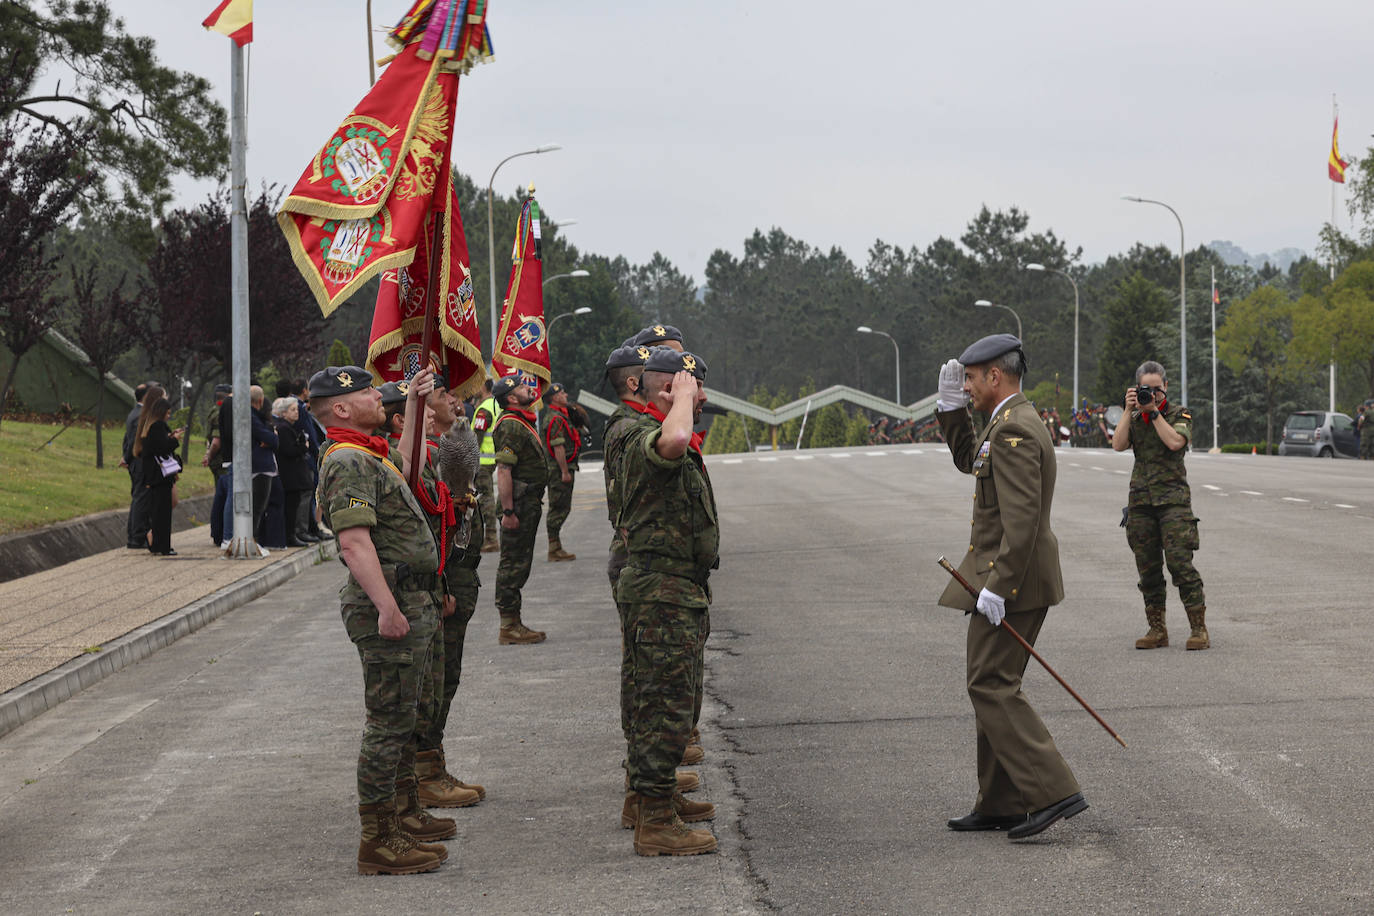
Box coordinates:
[0,538,338,740]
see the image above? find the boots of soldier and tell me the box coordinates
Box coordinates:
[622,790,716,828]
[633,794,717,856]
[1185,606,1210,650]
[499,618,547,645]
[395,779,457,843]
[1135,607,1168,649]
[357,802,442,875]
[416,749,482,808]
[432,747,485,800]
[681,728,705,765]
[625,769,700,793]
[547,536,576,562]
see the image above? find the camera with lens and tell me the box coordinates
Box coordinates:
[1135,385,1158,405]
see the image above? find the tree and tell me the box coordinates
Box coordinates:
[1217,285,1297,451]
[1094,273,1174,402]
[327,338,353,367]
[65,260,145,466]
[1291,260,1374,400]
[808,402,848,448]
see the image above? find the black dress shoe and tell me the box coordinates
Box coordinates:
[947,811,1028,831]
[1007,793,1088,839]
[297,533,320,543]
[285,538,307,547]
[154,549,178,557]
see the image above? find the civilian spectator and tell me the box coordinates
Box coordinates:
[271,396,314,547]
[121,381,160,549]
[132,395,181,556]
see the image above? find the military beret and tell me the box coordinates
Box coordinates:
[308,365,373,399]
[606,345,652,370]
[377,379,412,406]
[643,346,707,380]
[543,381,566,401]
[492,375,521,402]
[958,333,1028,371]
[623,324,684,348]
[213,383,232,396]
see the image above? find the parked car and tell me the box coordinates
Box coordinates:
[1277,411,1359,458]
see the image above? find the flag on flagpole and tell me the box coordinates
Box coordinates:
[1330,116,1350,183]
[202,0,253,46]
[492,188,551,390]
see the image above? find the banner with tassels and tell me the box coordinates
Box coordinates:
[491,188,551,390]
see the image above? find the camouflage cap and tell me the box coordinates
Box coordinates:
[643,346,707,380]
[606,344,652,370]
[623,324,684,348]
[377,379,412,406]
[958,333,1028,371]
[308,365,373,399]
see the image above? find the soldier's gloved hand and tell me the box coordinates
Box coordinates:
[976,587,1006,627]
[937,359,968,411]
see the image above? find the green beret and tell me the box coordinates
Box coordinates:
[624,324,684,348]
[643,346,706,380]
[308,365,372,399]
[958,333,1027,370]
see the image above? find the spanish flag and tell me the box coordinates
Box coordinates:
[1330,116,1349,183]
[202,0,252,46]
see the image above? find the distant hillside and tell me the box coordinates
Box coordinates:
[1206,240,1307,273]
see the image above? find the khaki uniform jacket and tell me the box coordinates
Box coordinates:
[936,392,1064,613]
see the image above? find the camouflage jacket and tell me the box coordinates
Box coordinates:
[1126,401,1193,508]
[205,404,224,473]
[492,408,549,492]
[603,402,654,527]
[614,420,719,609]
[318,438,440,605]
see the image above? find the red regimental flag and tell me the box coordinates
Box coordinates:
[1330,116,1350,184]
[491,195,550,389]
[366,172,485,400]
[276,44,457,315]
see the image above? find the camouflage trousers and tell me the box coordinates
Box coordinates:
[1361,430,1374,460]
[624,600,706,798]
[475,465,497,537]
[417,576,479,752]
[343,595,438,806]
[1126,503,1205,609]
[495,493,543,622]
[545,469,575,540]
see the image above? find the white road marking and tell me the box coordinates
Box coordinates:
[1069,462,1082,467]
[863,451,888,457]
[759,457,779,463]
[1112,469,1128,475]
[830,453,852,458]
[1202,484,1222,491]
[901,449,924,455]
[721,459,743,465]
[1282,497,1308,503]
[793,455,814,461]
[1335,503,1357,509]
[1090,466,1105,471]
[1240,490,1263,496]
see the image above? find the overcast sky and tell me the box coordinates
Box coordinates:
[104,1,1374,282]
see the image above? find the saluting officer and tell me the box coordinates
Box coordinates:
[934,334,1088,841]
[624,323,685,353]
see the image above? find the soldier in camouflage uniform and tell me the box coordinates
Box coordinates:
[1359,404,1374,460]
[541,381,580,561]
[491,375,550,644]
[1111,361,1209,650]
[311,365,445,875]
[617,347,719,856]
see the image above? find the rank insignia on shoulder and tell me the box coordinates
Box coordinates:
[1003,436,1023,448]
[1003,409,1012,420]
[1181,411,1191,420]
[348,497,371,509]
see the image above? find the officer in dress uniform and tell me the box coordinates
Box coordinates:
[934,334,1088,841]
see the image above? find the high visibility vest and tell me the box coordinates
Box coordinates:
[475,396,499,466]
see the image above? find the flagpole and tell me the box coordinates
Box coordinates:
[226,38,257,558]
[366,1,376,85]
[1210,265,1219,452]
[1330,93,1338,413]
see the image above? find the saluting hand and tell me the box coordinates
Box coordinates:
[937,359,968,410]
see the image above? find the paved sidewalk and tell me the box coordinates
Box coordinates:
[0,527,331,736]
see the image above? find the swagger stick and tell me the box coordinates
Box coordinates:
[937,556,1127,748]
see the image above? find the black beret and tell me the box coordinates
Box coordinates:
[958,333,1028,370]
[308,365,373,399]
[643,346,707,380]
[623,324,684,348]
[491,375,521,402]
[213,383,232,396]
[543,382,566,400]
[377,379,411,406]
[606,345,652,370]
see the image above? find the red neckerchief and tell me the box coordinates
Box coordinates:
[497,406,540,437]
[326,426,391,458]
[382,433,455,575]
[642,403,703,454]
[1139,397,1169,424]
[544,403,582,460]
[621,399,650,413]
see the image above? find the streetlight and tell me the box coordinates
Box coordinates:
[547,306,592,335]
[1026,263,1080,408]
[856,325,901,404]
[1123,195,1187,405]
[487,143,561,362]
[973,299,1022,341]
[543,268,590,288]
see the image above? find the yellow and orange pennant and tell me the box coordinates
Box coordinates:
[202,0,252,46]
[1330,116,1350,183]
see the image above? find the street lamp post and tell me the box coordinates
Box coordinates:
[487,143,561,363]
[856,325,901,404]
[543,268,590,288]
[1026,263,1080,408]
[1123,195,1187,405]
[973,299,1022,341]
[547,306,592,335]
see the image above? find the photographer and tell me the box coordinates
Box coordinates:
[1111,361,1209,650]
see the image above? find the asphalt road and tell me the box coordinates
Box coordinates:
[2,445,1373,914]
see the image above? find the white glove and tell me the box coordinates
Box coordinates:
[976,587,1006,627]
[936,358,968,411]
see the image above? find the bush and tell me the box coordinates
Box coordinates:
[1219,442,1277,455]
[808,403,848,448]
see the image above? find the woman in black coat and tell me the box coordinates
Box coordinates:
[271,397,314,548]
[133,396,182,556]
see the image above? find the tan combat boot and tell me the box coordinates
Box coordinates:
[1135,607,1168,649]
[547,537,576,562]
[432,747,485,800]
[623,770,700,793]
[357,802,442,875]
[395,779,457,843]
[622,791,716,828]
[415,749,482,808]
[633,795,718,856]
[499,620,547,645]
[1185,606,1210,650]
[681,741,705,766]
